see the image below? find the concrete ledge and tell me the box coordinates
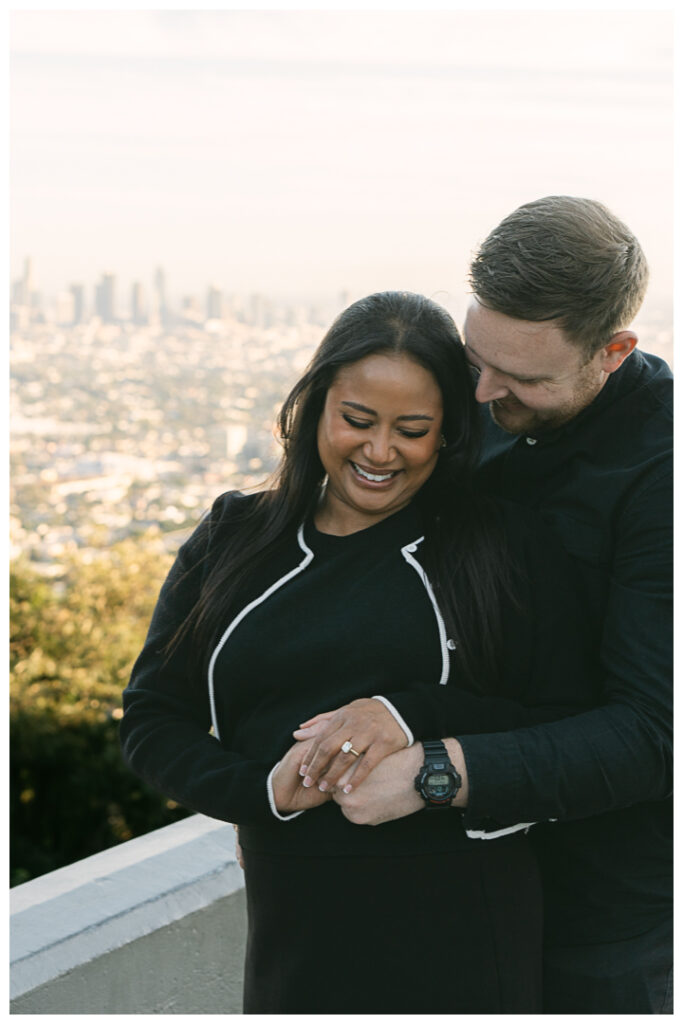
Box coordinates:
[10,815,247,1013]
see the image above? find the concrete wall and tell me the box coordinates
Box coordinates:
[10,815,247,1014]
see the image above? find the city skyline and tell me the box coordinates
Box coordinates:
[10,9,674,319]
[9,255,353,329]
[9,246,674,343]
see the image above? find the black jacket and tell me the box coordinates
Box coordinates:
[461,348,672,942]
[121,491,598,850]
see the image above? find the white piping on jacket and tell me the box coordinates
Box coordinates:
[207,524,314,741]
[400,537,451,686]
[371,695,414,747]
[400,537,538,842]
[206,523,535,841]
[465,821,535,840]
[266,761,305,821]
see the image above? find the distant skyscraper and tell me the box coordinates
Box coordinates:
[154,266,168,325]
[131,281,146,324]
[206,285,224,320]
[11,256,35,312]
[70,284,85,324]
[95,273,116,323]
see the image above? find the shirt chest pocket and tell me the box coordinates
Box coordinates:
[540,509,610,570]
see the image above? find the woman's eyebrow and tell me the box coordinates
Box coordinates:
[341,400,434,422]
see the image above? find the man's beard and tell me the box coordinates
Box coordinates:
[489,399,567,435]
[489,366,604,435]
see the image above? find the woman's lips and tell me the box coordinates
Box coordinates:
[349,460,400,486]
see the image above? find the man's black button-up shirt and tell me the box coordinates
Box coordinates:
[461,348,672,944]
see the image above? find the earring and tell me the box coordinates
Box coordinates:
[440,434,447,449]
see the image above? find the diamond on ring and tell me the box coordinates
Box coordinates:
[341,740,353,754]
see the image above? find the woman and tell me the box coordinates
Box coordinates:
[121,292,597,1013]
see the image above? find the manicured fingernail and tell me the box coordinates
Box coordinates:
[299,765,308,776]
[302,776,313,788]
[343,784,352,794]
[318,781,329,792]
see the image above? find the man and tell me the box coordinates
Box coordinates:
[332,197,673,1013]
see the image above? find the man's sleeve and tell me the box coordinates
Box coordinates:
[458,467,672,827]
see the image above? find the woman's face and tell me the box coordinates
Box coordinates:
[316,352,444,532]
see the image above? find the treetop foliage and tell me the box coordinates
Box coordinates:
[10,533,192,886]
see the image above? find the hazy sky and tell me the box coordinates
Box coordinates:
[10,9,673,318]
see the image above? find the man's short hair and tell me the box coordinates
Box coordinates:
[468,196,649,356]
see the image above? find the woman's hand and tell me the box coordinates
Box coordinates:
[271,737,334,816]
[292,698,409,795]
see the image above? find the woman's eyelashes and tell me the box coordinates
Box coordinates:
[399,428,430,439]
[341,413,372,429]
[341,413,429,439]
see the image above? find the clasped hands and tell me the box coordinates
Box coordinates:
[271,697,424,824]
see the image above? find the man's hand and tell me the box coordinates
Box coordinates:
[293,698,408,794]
[271,738,334,816]
[332,745,424,824]
[332,738,469,825]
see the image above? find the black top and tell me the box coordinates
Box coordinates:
[217,502,452,856]
[121,491,598,856]
[460,349,672,943]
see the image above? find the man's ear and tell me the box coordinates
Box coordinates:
[599,331,638,374]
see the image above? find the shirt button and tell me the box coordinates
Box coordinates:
[526,436,537,446]
[447,639,457,650]
[405,543,418,553]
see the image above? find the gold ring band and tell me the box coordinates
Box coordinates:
[341,739,362,757]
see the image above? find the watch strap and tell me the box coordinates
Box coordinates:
[422,739,450,765]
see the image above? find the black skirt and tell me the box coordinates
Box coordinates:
[242,836,543,1014]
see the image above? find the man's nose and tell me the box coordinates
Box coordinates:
[474,367,510,404]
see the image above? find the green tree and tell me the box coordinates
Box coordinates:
[10,534,192,886]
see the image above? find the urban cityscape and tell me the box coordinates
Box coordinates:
[10,257,673,577]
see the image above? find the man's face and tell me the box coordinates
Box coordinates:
[463,299,609,435]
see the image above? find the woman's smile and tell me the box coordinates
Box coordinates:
[348,460,402,486]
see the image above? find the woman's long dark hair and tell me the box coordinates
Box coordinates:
[184,291,517,692]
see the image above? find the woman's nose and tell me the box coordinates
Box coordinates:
[362,430,394,465]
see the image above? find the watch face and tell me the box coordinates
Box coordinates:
[426,772,452,798]
[414,747,461,807]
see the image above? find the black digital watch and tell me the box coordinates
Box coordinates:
[414,739,462,810]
